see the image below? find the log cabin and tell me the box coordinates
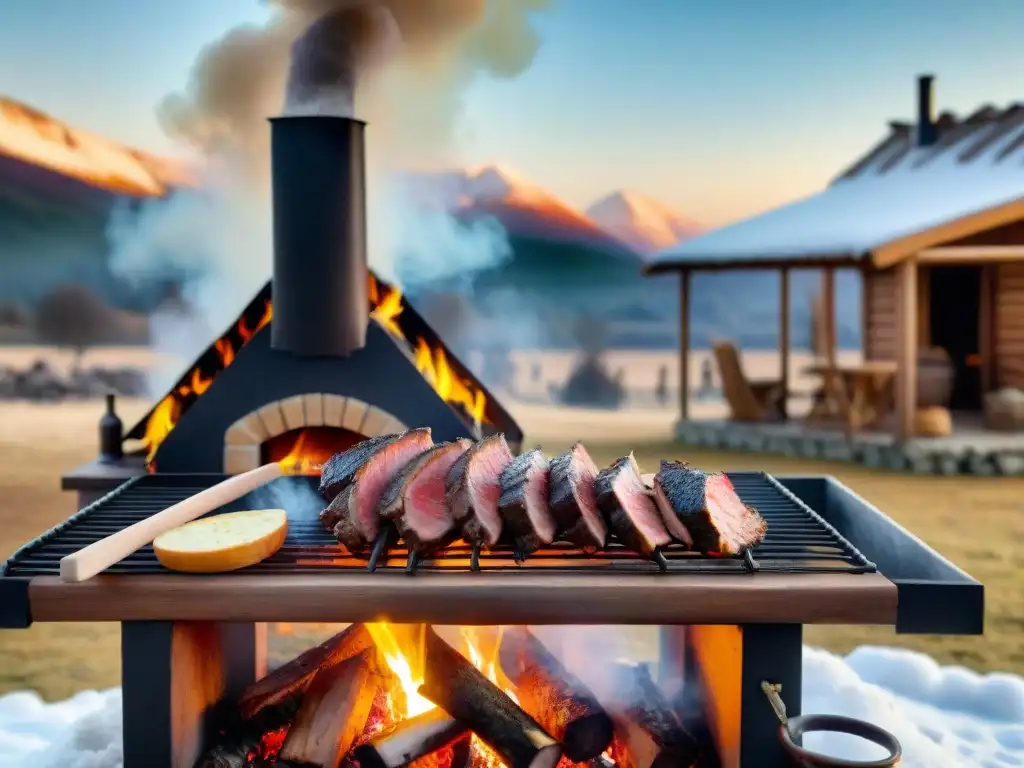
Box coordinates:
[645,74,1024,443]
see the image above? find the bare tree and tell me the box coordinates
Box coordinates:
[34,284,112,371]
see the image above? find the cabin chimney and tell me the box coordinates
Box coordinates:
[269,115,368,357]
[916,74,937,148]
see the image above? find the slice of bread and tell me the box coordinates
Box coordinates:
[154,509,288,573]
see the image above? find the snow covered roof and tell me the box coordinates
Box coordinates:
[648,103,1024,272]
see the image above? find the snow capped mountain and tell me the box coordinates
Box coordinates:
[586,190,703,255]
[0,96,195,199]
[400,164,641,261]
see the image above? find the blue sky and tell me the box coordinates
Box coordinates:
[2,0,1023,224]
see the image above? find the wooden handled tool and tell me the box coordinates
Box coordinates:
[59,463,284,582]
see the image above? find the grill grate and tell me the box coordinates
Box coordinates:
[1,472,876,577]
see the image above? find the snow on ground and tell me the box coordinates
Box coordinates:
[0,646,1021,768]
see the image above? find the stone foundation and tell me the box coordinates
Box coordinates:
[674,419,1024,476]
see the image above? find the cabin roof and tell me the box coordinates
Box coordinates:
[647,104,1024,273]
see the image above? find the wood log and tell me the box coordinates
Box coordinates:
[609,663,700,768]
[352,708,468,768]
[276,649,381,768]
[419,626,562,768]
[498,627,614,762]
[238,623,373,720]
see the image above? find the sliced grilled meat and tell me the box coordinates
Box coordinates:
[376,439,473,553]
[498,448,556,557]
[446,434,514,549]
[322,428,434,551]
[595,454,671,557]
[653,460,767,555]
[548,442,607,553]
[318,433,403,503]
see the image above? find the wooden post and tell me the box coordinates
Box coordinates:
[895,258,918,441]
[779,267,790,420]
[122,621,268,768]
[679,270,691,421]
[979,265,996,395]
[822,266,837,366]
[860,266,871,361]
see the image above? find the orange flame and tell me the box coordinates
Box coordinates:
[140,298,271,467]
[269,428,362,476]
[137,273,492,471]
[364,624,521,768]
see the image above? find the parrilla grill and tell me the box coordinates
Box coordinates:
[2,471,876,579]
[5,78,985,768]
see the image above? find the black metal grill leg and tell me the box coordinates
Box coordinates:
[739,624,802,768]
[121,621,267,768]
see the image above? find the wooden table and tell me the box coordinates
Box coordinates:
[803,361,897,435]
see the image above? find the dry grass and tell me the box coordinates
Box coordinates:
[0,395,1021,701]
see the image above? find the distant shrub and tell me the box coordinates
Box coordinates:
[0,302,27,327]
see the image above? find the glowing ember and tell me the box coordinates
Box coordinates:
[248,726,287,764]
[134,272,497,471]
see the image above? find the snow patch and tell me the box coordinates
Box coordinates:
[2,645,1022,768]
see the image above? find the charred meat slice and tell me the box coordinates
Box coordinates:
[653,460,767,555]
[498,448,556,557]
[595,454,671,557]
[446,434,514,549]
[318,433,403,503]
[323,428,434,551]
[376,439,473,553]
[548,442,607,553]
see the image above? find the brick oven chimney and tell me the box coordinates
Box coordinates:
[269,115,368,357]
[916,74,938,148]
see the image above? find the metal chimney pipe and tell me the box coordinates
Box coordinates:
[917,74,937,148]
[269,115,368,357]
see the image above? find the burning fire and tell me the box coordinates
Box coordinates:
[269,428,363,476]
[140,298,273,467]
[369,275,489,427]
[365,623,518,768]
[136,272,492,470]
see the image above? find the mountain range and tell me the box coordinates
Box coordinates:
[0,95,860,349]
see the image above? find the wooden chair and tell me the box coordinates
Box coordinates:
[711,340,785,421]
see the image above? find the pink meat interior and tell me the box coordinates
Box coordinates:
[353,431,434,541]
[706,473,765,554]
[653,481,693,547]
[613,457,671,548]
[524,455,556,544]
[467,438,514,546]
[405,443,470,541]
[571,443,608,541]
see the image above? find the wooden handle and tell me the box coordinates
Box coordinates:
[59,463,284,582]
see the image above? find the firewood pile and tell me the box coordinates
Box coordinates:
[196,623,716,768]
[0,359,147,401]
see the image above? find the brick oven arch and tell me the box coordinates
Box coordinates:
[222,394,408,473]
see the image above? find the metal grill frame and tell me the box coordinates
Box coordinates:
[1,471,877,579]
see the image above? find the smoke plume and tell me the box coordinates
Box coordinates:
[109,0,554,392]
[157,0,553,180]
